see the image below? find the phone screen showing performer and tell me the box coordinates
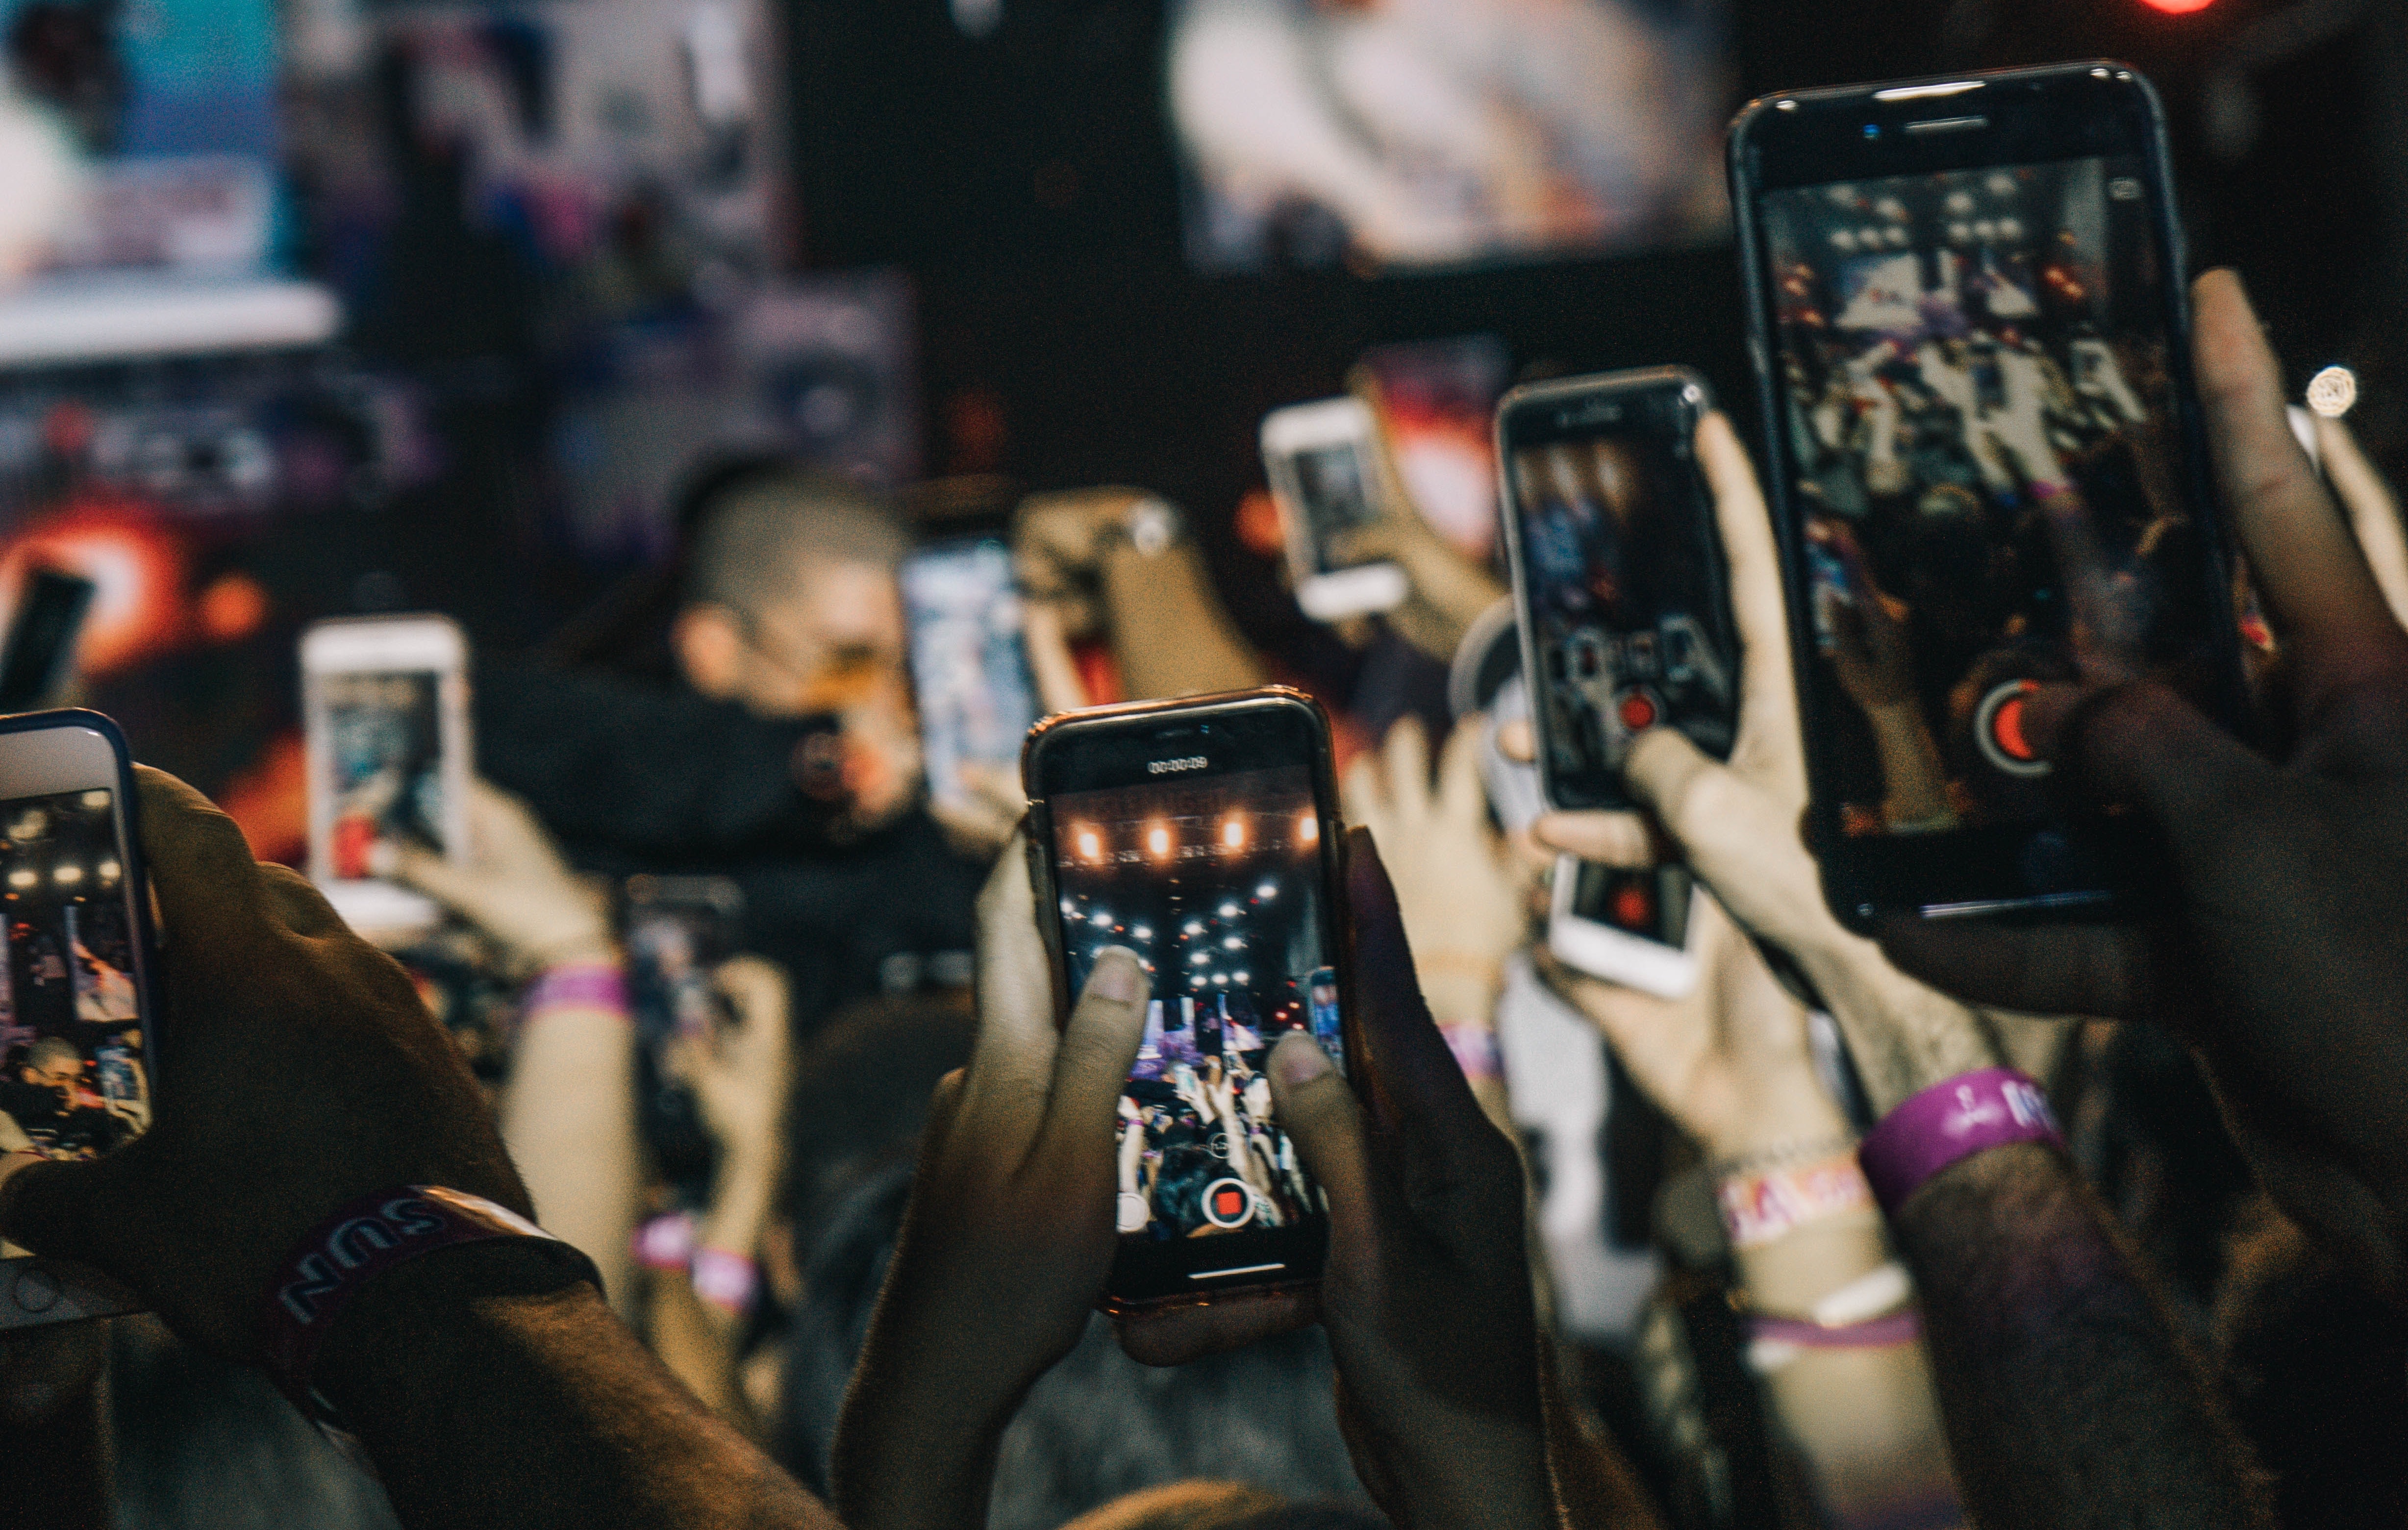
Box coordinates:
[321,671,447,877]
[0,788,147,1162]
[1047,765,1340,1247]
[1757,155,2217,838]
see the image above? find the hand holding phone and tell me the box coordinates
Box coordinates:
[1261,399,1410,621]
[901,537,1040,849]
[302,615,472,936]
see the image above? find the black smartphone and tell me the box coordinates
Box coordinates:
[1729,62,2246,930]
[0,710,154,1328]
[622,873,746,1205]
[0,569,96,714]
[1022,688,1353,1313]
[1497,367,1739,812]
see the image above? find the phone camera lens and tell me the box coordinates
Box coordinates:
[1863,123,1881,139]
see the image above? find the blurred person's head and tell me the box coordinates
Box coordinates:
[25,1034,79,1104]
[671,467,910,720]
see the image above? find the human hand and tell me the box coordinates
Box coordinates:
[388,778,612,974]
[1264,832,1553,1530]
[1878,271,2408,1287]
[665,956,791,1186]
[0,767,528,1359]
[1810,519,1917,712]
[1342,370,1507,664]
[0,1317,107,1428]
[1342,716,1527,1028]
[839,677,925,835]
[1013,488,1163,640]
[1528,414,1998,1113]
[927,761,1028,862]
[1538,891,1842,1164]
[831,840,1152,1530]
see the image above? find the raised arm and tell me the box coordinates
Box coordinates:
[0,767,838,1530]
[1532,412,2273,1529]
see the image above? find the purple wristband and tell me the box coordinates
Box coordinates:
[1856,1067,2063,1213]
[1749,1310,1922,1350]
[522,961,627,1020]
[260,1186,598,1406]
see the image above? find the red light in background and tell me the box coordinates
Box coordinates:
[2138,0,2214,12]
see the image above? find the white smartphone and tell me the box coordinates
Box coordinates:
[0,710,152,1329]
[1261,397,1409,622]
[1547,854,1703,1000]
[301,615,471,935]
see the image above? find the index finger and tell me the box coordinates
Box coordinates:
[2192,270,2408,699]
[1694,413,1800,785]
[135,765,271,953]
[1342,829,1486,1139]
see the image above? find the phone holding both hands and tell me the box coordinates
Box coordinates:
[1261,398,1410,622]
[302,616,472,935]
[0,711,155,1329]
[1731,62,2248,929]
[1022,688,1356,1313]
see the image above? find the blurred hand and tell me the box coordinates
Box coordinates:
[1879,272,2408,1289]
[1013,488,1161,640]
[927,761,1029,862]
[1264,833,1553,1530]
[388,778,611,974]
[0,767,527,1358]
[1539,892,1843,1163]
[1342,716,1528,1026]
[832,842,1152,1530]
[839,679,925,836]
[665,956,792,1180]
[1343,370,1507,664]
[1811,519,1917,712]
[1527,415,1998,1114]
[0,1318,106,1428]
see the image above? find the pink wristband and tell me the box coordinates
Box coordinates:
[1857,1068,2063,1213]
[522,961,627,1019]
[690,1245,758,1314]
[1748,1309,1922,1351]
[260,1186,599,1405]
[633,1211,697,1272]
[1717,1155,1874,1249]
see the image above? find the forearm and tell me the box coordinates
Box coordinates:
[500,1004,643,1317]
[831,1320,1012,1530]
[1100,544,1267,699]
[1539,1344,1664,1530]
[320,1255,833,1530]
[1794,941,2000,1116]
[1889,1143,2273,1529]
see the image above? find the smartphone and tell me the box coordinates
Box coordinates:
[1357,334,1512,561]
[0,569,96,713]
[622,874,745,1204]
[1022,688,1354,1311]
[1547,855,1704,1000]
[301,616,472,934]
[1261,398,1409,622]
[901,537,1041,820]
[1730,62,2247,929]
[1498,368,1741,813]
[0,711,152,1329]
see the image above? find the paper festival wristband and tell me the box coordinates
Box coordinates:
[259,1186,602,1407]
[1856,1067,2065,1215]
[1716,1153,1876,1250]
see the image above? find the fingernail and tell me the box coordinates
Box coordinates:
[1089,948,1143,1003]
[1273,1031,1331,1087]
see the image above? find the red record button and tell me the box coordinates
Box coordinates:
[1974,678,2052,779]
[1611,882,1655,930]
[1616,691,1658,731]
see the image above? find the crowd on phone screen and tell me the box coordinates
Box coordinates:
[10,86,2408,1530]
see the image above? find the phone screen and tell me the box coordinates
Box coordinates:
[901,539,1040,811]
[1359,334,1511,559]
[1279,440,1382,576]
[1046,764,1339,1250]
[1505,378,1738,810]
[1568,861,1694,951]
[321,671,447,877]
[1756,153,2216,839]
[0,787,147,1162]
[624,876,744,1201]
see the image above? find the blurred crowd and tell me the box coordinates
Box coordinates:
[3,114,2408,1530]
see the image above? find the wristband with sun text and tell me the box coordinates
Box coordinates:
[259,1185,602,1410]
[1856,1067,2064,1214]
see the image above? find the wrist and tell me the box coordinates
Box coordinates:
[1703,1094,1853,1166]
